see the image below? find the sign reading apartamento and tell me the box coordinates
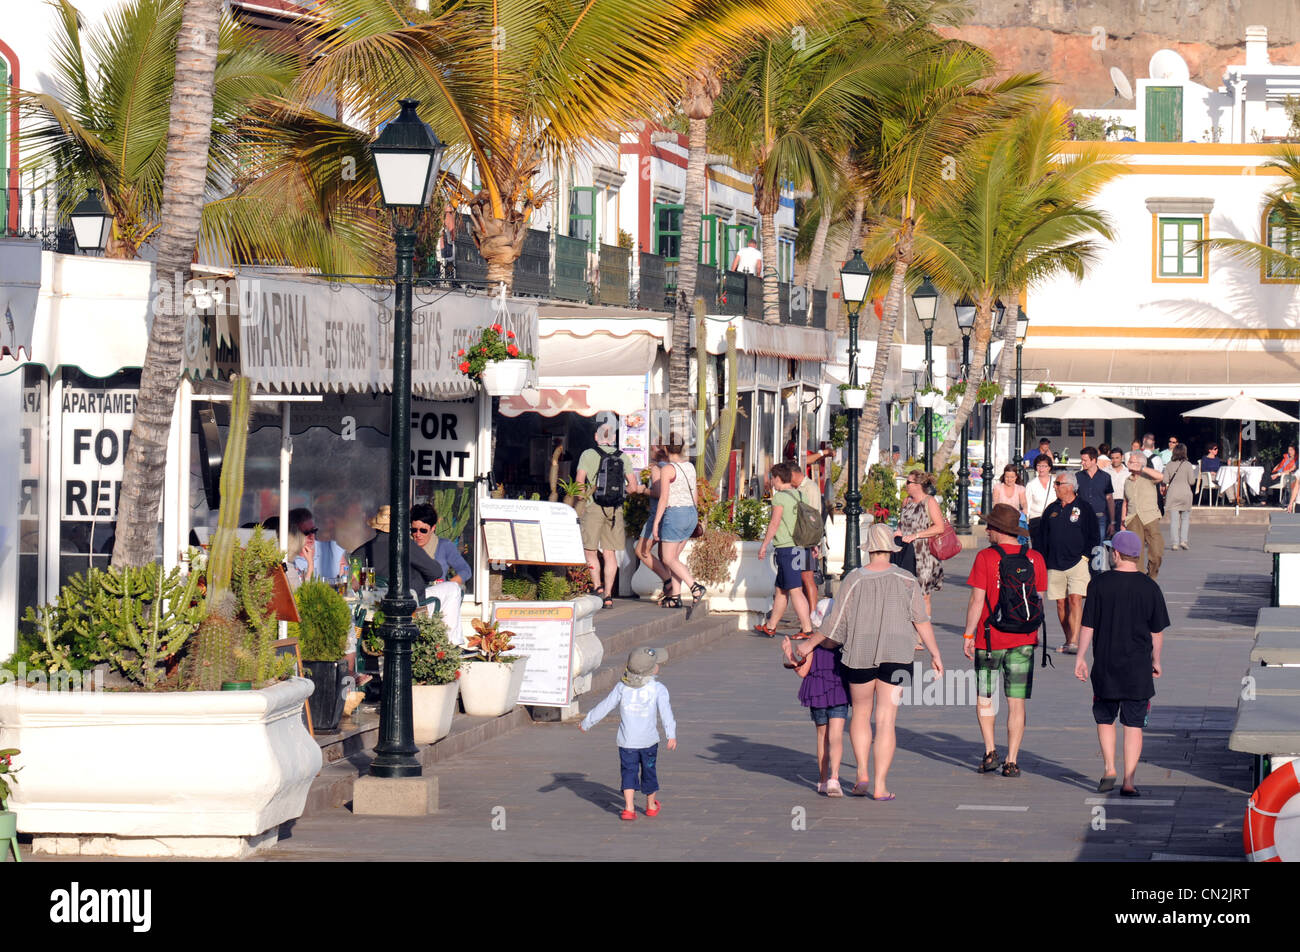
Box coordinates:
[182,274,538,397]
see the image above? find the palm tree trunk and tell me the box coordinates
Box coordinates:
[761,211,780,323]
[474,214,521,291]
[803,198,832,305]
[855,221,913,480]
[935,297,994,471]
[670,115,708,421]
[112,0,222,568]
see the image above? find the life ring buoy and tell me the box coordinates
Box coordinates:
[1243,759,1300,862]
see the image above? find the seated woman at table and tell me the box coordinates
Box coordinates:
[1265,445,1297,506]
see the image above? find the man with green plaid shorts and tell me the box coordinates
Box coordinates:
[962,504,1048,778]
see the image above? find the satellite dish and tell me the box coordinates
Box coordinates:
[1148,49,1190,83]
[1110,66,1134,100]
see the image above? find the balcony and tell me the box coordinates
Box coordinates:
[638,252,666,310]
[553,233,588,302]
[597,243,630,307]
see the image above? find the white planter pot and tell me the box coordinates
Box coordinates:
[0,678,320,857]
[630,539,776,613]
[411,681,460,744]
[479,359,531,397]
[841,388,867,410]
[1038,391,1057,405]
[916,392,936,409]
[458,657,529,717]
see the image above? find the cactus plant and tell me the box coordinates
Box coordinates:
[206,375,250,612]
[430,485,473,541]
[708,324,740,488]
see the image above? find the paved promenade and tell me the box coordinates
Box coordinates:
[256,524,1267,863]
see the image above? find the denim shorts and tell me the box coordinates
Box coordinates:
[809,703,849,725]
[619,744,659,794]
[657,505,698,542]
[774,545,808,590]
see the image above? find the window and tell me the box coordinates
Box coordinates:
[568,186,597,250]
[723,224,754,270]
[1264,206,1300,281]
[1156,216,1203,279]
[778,238,795,283]
[653,203,683,260]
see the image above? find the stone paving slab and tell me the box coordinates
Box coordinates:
[246,526,1269,863]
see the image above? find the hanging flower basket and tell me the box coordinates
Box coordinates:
[976,381,1003,405]
[916,387,943,409]
[480,359,531,396]
[838,385,869,410]
[1038,391,1056,405]
[457,323,534,396]
[1034,382,1062,405]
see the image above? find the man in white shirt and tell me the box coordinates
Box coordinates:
[731,239,763,276]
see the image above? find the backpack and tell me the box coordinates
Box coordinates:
[592,447,627,507]
[791,489,824,548]
[983,543,1051,669]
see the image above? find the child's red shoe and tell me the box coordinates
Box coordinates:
[620,809,636,821]
[645,801,661,817]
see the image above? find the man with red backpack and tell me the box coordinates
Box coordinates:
[961,503,1048,779]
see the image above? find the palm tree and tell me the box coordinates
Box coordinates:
[853,43,1046,475]
[112,0,224,567]
[912,99,1122,471]
[1206,150,1300,279]
[11,0,385,272]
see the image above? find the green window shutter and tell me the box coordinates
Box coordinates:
[1267,207,1298,278]
[652,202,683,261]
[569,186,597,251]
[1157,217,1202,277]
[1145,86,1183,143]
[700,214,717,266]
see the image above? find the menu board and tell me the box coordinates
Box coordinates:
[495,603,576,707]
[620,405,649,472]
[480,499,585,566]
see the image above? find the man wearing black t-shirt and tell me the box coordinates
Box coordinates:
[1074,530,1170,798]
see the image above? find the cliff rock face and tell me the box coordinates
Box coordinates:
[941,1,1300,107]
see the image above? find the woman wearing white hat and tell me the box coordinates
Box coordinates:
[792,523,943,800]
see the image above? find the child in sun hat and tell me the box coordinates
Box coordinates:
[782,595,850,796]
[579,646,677,820]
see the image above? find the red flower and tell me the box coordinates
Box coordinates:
[458,361,470,373]
[436,650,445,659]
[454,670,461,679]
[507,330,515,339]
[457,349,465,356]
[480,346,488,354]
[491,323,503,333]
[507,344,519,357]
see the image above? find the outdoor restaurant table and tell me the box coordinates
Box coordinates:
[1216,465,1264,498]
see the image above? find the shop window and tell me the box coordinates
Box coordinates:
[1264,205,1300,281]
[1155,216,1204,279]
[569,186,597,251]
[654,202,683,260]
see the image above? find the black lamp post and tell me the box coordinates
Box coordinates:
[1012,308,1030,471]
[954,296,976,533]
[912,276,939,471]
[839,250,872,573]
[368,99,445,780]
[981,299,1005,517]
[69,188,113,254]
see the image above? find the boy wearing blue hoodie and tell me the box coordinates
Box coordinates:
[579,646,677,820]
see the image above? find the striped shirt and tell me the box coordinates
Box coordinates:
[818,565,929,669]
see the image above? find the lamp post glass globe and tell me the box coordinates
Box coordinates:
[912,275,939,328]
[70,188,112,253]
[955,295,976,334]
[839,249,872,311]
[372,99,446,208]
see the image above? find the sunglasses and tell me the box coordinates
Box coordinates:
[302,528,317,536]
[411,526,432,535]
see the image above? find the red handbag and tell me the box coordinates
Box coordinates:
[929,521,961,561]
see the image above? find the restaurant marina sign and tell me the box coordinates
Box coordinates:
[183,274,538,397]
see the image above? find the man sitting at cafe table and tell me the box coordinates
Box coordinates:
[352,504,445,602]
[411,502,472,645]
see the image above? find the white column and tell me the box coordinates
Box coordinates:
[162,380,188,570]
[0,368,23,657]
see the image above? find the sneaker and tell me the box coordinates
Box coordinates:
[825,778,844,798]
[816,781,827,795]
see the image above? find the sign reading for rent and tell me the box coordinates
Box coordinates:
[61,388,136,520]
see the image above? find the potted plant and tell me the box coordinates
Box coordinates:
[945,381,967,404]
[410,612,461,744]
[0,747,19,861]
[458,619,529,717]
[456,322,534,396]
[976,380,1003,405]
[1034,381,1062,404]
[915,385,944,408]
[292,580,352,734]
[837,383,869,410]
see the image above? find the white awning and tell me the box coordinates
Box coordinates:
[535,332,657,377]
[1024,347,1300,400]
[697,316,835,363]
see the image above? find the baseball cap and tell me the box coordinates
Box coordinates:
[1105,530,1142,557]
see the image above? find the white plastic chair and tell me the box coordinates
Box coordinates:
[1195,462,1218,507]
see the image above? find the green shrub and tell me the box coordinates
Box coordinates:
[538,571,569,601]
[860,464,901,520]
[293,581,351,662]
[500,575,538,600]
[411,612,460,686]
[730,498,770,541]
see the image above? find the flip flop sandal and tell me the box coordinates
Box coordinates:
[850,781,872,797]
[754,623,778,637]
[1120,787,1141,798]
[870,792,896,801]
[1098,775,1117,793]
[790,631,813,641]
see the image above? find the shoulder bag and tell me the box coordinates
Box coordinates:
[929,520,961,561]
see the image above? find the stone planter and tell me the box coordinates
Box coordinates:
[479,359,531,397]
[412,681,459,744]
[630,539,776,613]
[0,678,321,857]
[458,657,529,717]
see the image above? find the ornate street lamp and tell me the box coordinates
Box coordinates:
[912,276,939,471]
[954,296,976,534]
[839,249,872,573]
[369,99,445,780]
[1013,307,1030,470]
[981,299,1005,517]
[69,189,113,254]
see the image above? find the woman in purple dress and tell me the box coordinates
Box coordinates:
[782,599,850,797]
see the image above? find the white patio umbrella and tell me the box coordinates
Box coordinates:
[1183,393,1300,512]
[1025,390,1142,453]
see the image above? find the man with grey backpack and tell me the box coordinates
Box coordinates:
[755,462,819,638]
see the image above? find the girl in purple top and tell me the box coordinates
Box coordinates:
[782,598,850,797]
